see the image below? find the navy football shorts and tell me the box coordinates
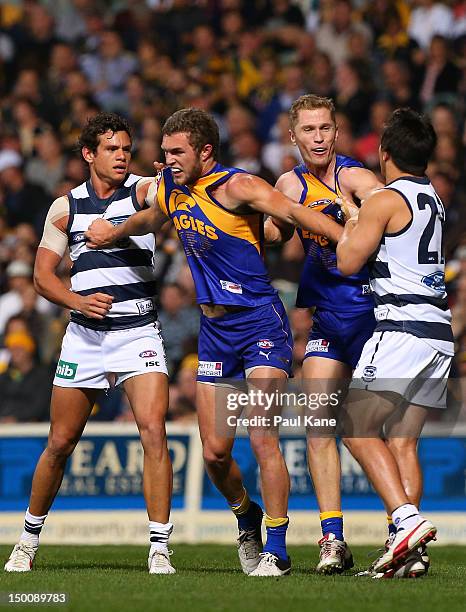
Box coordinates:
[197,300,293,382]
[304,308,376,369]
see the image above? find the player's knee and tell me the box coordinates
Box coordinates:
[47,434,78,462]
[249,435,280,462]
[307,436,335,452]
[138,421,167,451]
[386,437,417,456]
[202,442,231,470]
[341,436,361,456]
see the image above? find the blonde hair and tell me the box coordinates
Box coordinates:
[289,94,336,129]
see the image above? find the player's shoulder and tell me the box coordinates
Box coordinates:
[361,186,406,214]
[275,169,303,199]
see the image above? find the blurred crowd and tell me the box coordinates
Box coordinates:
[0,0,465,423]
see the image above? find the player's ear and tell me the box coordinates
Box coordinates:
[82,146,94,164]
[289,129,296,145]
[201,144,213,161]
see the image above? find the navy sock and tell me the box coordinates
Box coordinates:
[237,500,263,532]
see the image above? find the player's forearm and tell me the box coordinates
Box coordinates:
[336,221,363,276]
[34,268,81,311]
[289,205,343,243]
[114,207,156,240]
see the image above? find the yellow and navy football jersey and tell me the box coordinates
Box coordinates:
[157,163,277,307]
[295,155,373,312]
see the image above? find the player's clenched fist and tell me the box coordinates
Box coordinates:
[85,218,117,248]
[335,196,359,221]
[76,292,113,319]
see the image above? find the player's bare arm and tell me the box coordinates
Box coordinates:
[338,166,384,203]
[85,176,169,248]
[224,173,344,244]
[336,189,409,276]
[34,197,113,319]
[264,171,300,245]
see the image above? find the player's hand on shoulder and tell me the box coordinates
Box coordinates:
[85,218,116,249]
[76,292,113,319]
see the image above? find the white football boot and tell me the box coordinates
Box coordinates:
[148,548,176,574]
[316,533,354,574]
[4,541,37,572]
[249,552,291,577]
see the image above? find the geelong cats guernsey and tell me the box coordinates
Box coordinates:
[369,176,454,355]
[67,174,157,331]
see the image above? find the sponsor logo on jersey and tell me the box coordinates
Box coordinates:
[362,284,372,295]
[305,339,329,353]
[257,339,274,349]
[421,271,445,292]
[136,299,154,314]
[71,232,85,244]
[259,350,271,360]
[220,280,243,294]
[362,365,377,382]
[198,361,223,377]
[139,350,157,358]
[145,360,160,367]
[56,360,78,380]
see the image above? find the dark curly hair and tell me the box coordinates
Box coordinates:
[77,112,132,153]
[162,108,219,159]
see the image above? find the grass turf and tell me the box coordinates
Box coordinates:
[0,545,464,612]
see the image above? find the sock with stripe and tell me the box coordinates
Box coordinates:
[263,515,289,561]
[387,515,397,538]
[392,503,419,531]
[20,508,47,548]
[320,511,344,541]
[230,489,262,532]
[149,521,173,553]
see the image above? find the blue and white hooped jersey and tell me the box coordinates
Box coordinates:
[157,163,277,307]
[67,174,157,331]
[294,155,374,313]
[370,176,454,355]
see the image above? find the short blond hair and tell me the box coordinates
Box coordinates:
[289,94,336,129]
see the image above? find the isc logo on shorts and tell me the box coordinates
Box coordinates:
[198,361,223,377]
[56,360,78,379]
[306,339,329,353]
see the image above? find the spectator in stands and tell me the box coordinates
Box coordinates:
[315,0,372,67]
[0,329,52,422]
[0,162,49,232]
[25,130,66,197]
[408,0,454,51]
[158,283,199,373]
[0,260,53,335]
[80,29,138,112]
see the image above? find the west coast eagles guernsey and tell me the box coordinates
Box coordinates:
[157,163,277,307]
[295,155,374,312]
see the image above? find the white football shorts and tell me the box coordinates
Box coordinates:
[351,331,452,409]
[54,321,168,389]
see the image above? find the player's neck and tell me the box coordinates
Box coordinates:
[200,158,217,178]
[305,156,336,186]
[385,165,423,184]
[89,173,121,199]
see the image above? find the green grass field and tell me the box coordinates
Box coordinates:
[1,545,464,612]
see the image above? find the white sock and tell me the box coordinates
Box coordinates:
[149,521,173,552]
[20,508,48,548]
[392,504,419,532]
